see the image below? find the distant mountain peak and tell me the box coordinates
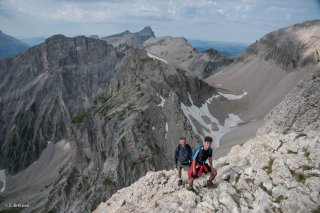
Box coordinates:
[45,34,67,43]
[142,26,152,31]
[102,26,155,51]
[139,26,153,33]
[0,30,29,58]
[137,26,155,38]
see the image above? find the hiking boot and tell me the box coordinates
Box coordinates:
[205,180,214,187]
[186,186,193,191]
[178,179,183,186]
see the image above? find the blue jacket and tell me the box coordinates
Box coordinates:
[174,144,192,165]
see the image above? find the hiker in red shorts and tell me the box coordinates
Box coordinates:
[187,136,217,190]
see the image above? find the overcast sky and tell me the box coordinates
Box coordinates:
[0,0,319,43]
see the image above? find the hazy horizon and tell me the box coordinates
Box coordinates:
[1,0,320,44]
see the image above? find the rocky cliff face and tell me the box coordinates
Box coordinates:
[0,34,224,212]
[180,48,234,79]
[0,34,122,175]
[94,61,320,213]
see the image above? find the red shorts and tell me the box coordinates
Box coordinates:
[188,163,212,179]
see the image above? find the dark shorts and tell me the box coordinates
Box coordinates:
[177,161,190,171]
[188,163,212,179]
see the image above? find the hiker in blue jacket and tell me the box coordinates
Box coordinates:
[187,136,217,190]
[174,137,192,186]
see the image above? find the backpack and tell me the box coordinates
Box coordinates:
[192,146,212,165]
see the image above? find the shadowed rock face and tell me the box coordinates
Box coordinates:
[0,34,122,174]
[0,34,220,212]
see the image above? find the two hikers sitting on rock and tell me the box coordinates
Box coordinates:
[188,136,217,190]
[174,137,192,186]
[174,136,217,190]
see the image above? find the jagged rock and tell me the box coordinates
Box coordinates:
[270,157,292,185]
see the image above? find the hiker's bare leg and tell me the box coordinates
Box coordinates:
[188,178,194,187]
[177,168,182,179]
[208,168,217,182]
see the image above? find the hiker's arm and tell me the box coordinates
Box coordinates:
[208,157,213,168]
[192,160,196,174]
[192,148,199,174]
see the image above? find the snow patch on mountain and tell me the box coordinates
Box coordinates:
[156,93,166,108]
[219,90,247,100]
[181,94,243,146]
[165,122,169,139]
[0,169,6,193]
[147,52,168,64]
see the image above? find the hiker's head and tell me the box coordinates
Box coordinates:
[203,136,213,150]
[179,137,186,147]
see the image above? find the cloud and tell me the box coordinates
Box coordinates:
[0,0,257,24]
[1,0,319,43]
[0,8,15,18]
[41,5,112,22]
[54,0,132,2]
